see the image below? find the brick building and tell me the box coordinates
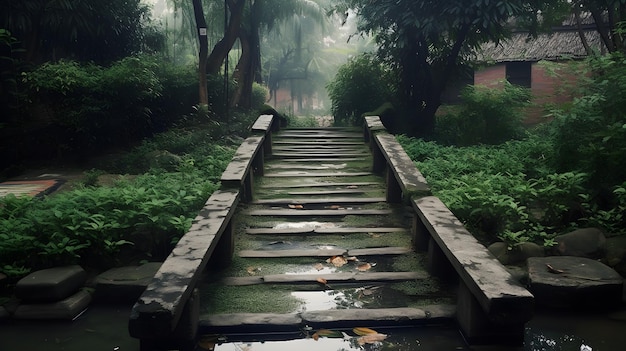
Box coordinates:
[472,15,607,124]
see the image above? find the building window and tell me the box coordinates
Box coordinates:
[506,61,531,88]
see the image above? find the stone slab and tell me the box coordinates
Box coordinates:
[220,136,264,183]
[528,256,623,307]
[301,306,456,327]
[264,172,372,178]
[259,182,379,189]
[374,133,430,195]
[15,265,86,303]
[93,262,162,303]
[251,114,274,133]
[246,209,392,216]
[253,197,386,205]
[245,227,406,235]
[14,289,91,320]
[262,271,427,284]
[0,179,62,198]
[239,249,346,258]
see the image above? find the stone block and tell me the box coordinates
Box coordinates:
[93,262,162,303]
[14,289,91,320]
[528,256,623,308]
[15,265,86,302]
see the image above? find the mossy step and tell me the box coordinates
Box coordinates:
[222,271,428,286]
[258,182,380,189]
[238,247,412,258]
[272,158,365,162]
[273,140,365,145]
[245,209,393,216]
[252,197,386,205]
[263,172,373,178]
[198,306,456,332]
[245,227,406,235]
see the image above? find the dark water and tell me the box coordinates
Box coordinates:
[0,305,624,351]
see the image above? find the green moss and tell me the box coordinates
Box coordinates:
[199,284,300,314]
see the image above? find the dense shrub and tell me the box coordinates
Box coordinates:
[326,53,397,126]
[398,135,625,247]
[435,83,530,145]
[20,55,197,154]
[0,125,235,278]
[549,52,626,188]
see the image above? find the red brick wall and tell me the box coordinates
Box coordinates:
[473,61,580,125]
[474,64,506,88]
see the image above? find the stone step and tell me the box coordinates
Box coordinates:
[221,271,428,286]
[258,182,380,189]
[252,197,386,205]
[245,209,393,217]
[198,306,456,333]
[238,247,412,258]
[245,227,406,235]
[263,172,373,178]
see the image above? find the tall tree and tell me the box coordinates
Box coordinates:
[192,0,209,106]
[230,0,326,108]
[333,0,562,137]
[573,0,626,53]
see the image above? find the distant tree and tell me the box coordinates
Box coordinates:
[332,0,566,137]
[0,0,153,64]
[572,0,626,53]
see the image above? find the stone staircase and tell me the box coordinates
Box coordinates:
[196,127,456,335]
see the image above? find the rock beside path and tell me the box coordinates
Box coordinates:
[15,265,86,303]
[93,262,162,303]
[528,256,623,308]
[553,228,606,258]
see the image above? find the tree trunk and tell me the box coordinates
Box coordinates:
[206,0,246,76]
[192,0,209,106]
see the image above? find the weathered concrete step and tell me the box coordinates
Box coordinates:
[199,306,457,332]
[275,133,362,138]
[222,271,428,286]
[271,152,368,159]
[274,158,364,162]
[263,172,373,178]
[252,197,386,205]
[246,209,393,216]
[284,190,367,195]
[259,182,380,189]
[245,227,406,235]
[266,164,357,170]
[239,247,412,258]
[274,140,365,145]
[272,146,366,151]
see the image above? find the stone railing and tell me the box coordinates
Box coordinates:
[128,115,278,351]
[364,116,534,343]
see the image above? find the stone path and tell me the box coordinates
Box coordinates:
[197,127,455,334]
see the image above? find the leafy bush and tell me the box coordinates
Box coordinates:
[20,55,198,154]
[326,53,397,125]
[435,83,530,145]
[398,135,624,248]
[549,52,626,188]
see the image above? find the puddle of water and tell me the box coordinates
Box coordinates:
[290,286,412,312]
[273,221,338,230]
[210,325,469,351]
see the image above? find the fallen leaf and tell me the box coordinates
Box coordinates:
[346,256,359,262]
[326,255,348,267]
[369,233,382,238]
[353,327,379,336]
[246,266,260,275]
[546,264,564,274]
[315,329,343,338]
[288,204,304,209]
[313,263,325,271]
[346,185,358,189]
[357,333,387,345]
[356,262,372,272]
[316,277,328,285]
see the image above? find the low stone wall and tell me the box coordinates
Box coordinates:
[364,116,534,344]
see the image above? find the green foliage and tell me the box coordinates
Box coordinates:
[0,123,236,277]
[549,52,626,187]
[435,83,530,145]
[20,55,198,153]
[326,53,397,126]
[398,134,624,247]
